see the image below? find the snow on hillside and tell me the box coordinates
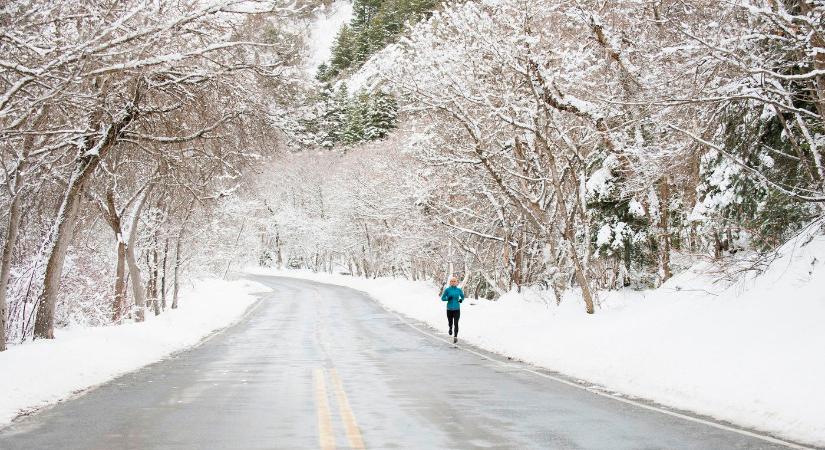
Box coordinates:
[247,222,825,446]
[340,42,403,92]
[0,278,269,426]
[305,1,353,73]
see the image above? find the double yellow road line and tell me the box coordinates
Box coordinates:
[313,368,365,450]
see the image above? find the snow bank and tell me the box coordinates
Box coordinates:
[0,278,268,426]
[247,225,825,447]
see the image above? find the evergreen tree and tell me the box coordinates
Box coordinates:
[325,84,351,146]
[351,0,384,33]
[586,153,653,285]
[300,86,398,148]
[343,92,369,145]
[328,25,355,79]
[321,0,442,81]
[694,104,819,252]
[316,62,329,82]
[364,91,398,141]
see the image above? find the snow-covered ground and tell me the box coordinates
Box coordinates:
[0,278,268,427]
[247,225,825,447]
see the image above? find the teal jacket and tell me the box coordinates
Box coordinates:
[441,286,465,310]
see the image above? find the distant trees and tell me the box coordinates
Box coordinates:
[298,84,398,148]
[221,127,436,279]
[317,0,439,81]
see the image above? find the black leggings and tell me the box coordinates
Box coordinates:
[447,310,460,336]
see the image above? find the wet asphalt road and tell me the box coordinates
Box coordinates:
[0,276,804,449]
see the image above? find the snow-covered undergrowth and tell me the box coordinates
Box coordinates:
[247,227,825,446]
[0,278,268,426]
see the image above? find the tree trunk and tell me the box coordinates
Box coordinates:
[658,178,673,284]
[125,190,152,322]
[274,228,283,269]
[172,235,183,310]
[102,189,130,323]
[34,163,99,339]
[161,238,169,310]
[147,235,160,316]
[0,189,22,351]
[538,136,596,313]
[172,207,194,310]
[33,105,137,339]
[150,247,160,316]
[513,225,525,291]
[3,107,47,348]
[113,241,127,322]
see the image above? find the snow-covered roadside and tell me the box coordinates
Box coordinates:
[0,278,269,426]
[246,230,825,447]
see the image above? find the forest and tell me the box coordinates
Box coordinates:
[259,0,825,315]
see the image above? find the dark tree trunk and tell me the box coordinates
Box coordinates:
[172,235,183,310]
[658,178,673,284]
[172,206,194,310]
[103,189,128,323]
[34,160,103,338]
[113,241,127,322]
[148,234,160,316]
[126,190,152,322]
[3,107,47,348]
[34,102,137,339]
[0,189,22,351]
[161,238,169,310]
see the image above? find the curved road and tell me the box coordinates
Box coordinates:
[0,276,806,449]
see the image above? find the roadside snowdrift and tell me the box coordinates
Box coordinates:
[249,225,825,446]
[0,278,268,426]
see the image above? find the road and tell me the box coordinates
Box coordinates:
[0,276,806,449]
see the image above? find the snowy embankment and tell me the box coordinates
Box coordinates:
[0,278,268,426]
[247,227,825,447]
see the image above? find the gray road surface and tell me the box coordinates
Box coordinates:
[0,276,808,449]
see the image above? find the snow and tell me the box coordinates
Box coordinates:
[612,221,627,248]
[585,167,612,198]
[342,42,404,92]
[247,223,825,447]
[0,278,268,426]
[596,224,612,248]
[628,199,645,217]
[585,154,621,199]
[305,1,353,73]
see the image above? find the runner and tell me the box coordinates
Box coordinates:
[441,276,465,344]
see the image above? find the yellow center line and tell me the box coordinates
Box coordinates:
[314,368,336,450]
[330,368,366,450]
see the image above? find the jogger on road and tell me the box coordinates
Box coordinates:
[441,277,465,344]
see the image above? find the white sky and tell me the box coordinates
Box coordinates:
[306,1,353,73]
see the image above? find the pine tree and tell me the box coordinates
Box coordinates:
[320,0,442,81]
[328,25,355,78]
[586,152,653,286]
[694,104,818,252]
[351,0,384,33]
[364,91,398,140]
[316,62,330,82]
[343,92,369,145]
